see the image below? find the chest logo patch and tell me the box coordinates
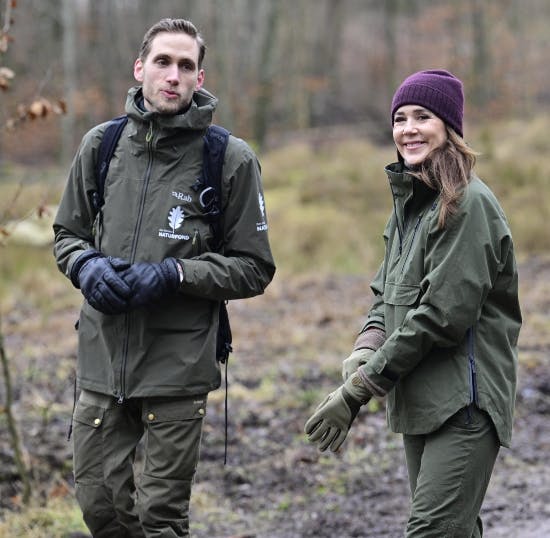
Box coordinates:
[158,205,190,240]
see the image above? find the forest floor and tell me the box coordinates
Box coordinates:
[1,255,550,537]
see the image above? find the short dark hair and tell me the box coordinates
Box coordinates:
[138,18,206,68]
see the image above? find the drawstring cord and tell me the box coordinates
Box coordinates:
[67,375,77,441]
[223,358,229,465]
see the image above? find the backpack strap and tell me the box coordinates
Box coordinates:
[197,124,231,250]
[92,114,128,213]
[200,125,233,365]
[200,125,232,464]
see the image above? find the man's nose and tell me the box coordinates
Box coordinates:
[166,64,180,84]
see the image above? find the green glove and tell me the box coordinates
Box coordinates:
[342,348,375,381]
[304,373,372,452]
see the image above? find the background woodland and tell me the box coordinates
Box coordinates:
[1,1,550,537]
[1,0,549,164]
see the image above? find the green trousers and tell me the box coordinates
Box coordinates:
[403,404,500,538]
[72,389,207,538]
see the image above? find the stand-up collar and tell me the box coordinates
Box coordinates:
[125,86,218,133]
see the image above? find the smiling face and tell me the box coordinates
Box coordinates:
[393,105,448,166]
[133,31,205,115]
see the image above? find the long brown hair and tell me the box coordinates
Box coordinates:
[410,127,479,229]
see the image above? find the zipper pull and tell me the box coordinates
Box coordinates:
[146,122,153,143]
[117,394,124,404]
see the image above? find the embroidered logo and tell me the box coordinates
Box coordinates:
[256,192,268,232]
[168,206,184,232]
[158,205,190,240]
[172,191,192,203]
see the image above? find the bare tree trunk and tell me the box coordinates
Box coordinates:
[253,0,280,149]
[61,0,77,164]
[471,0,491,111]
[383,0,400,101]
[0,313,32,505]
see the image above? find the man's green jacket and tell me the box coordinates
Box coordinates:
[53,86,275,400]
[360,163,521,447]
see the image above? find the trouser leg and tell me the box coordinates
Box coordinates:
[137,395,207,538]
[72,389,145,538]
[403,405,499,538]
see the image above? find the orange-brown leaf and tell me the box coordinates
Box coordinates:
[27,100,47,119]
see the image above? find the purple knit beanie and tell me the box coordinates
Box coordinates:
[391,69,464,137]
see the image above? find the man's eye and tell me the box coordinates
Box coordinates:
[394,117,405,124]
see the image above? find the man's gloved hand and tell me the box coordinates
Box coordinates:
[342,348,375,381]
[119,258,182,308]
[304,372,372,452]
[70,249,132,314]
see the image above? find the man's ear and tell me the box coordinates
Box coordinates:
[134,58,144,83]
[195,69,205,91]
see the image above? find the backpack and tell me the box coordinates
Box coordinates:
[93,115,233,364]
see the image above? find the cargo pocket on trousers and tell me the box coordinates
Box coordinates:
[72,400,106,484]
[143,395,207,479]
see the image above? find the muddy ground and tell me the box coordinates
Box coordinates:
[1,256,550,537]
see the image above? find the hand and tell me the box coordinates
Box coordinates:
[342,348,375,381]
[71,250,132,314]
[120,258,181,308]
[304,373,371,452]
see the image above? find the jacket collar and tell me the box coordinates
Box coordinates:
[385,161,438,207]
[124,86,217,134]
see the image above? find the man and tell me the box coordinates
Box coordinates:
[53,18,275,538]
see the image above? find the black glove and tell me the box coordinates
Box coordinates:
[119,258,181,308]
[70,249,132,314]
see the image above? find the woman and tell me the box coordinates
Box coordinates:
[305,70,521,537]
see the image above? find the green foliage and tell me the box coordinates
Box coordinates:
[474,117,550,255]
[263,140,395,275]
[0,498,88,537]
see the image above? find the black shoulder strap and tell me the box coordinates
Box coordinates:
[93,114,128,213]
[201,125,233,365]
[199,124,231,230]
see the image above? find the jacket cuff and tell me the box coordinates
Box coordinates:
[354,327,386,351]
[357,348,398,397]
[69,249,101,289]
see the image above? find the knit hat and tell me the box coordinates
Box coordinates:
[391,69,464,137]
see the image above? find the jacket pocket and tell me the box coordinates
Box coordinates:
[383,282,421,332]
[384,282,421,305]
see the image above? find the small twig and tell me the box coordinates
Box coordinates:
[0,181,24,226]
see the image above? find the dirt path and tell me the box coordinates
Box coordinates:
[1,258,549,537]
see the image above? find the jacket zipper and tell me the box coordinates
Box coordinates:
[399,213,423,274]
[467,325,478,406]
[118,121,155,403]
[192,228,202,256]
[389,183,404,255]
